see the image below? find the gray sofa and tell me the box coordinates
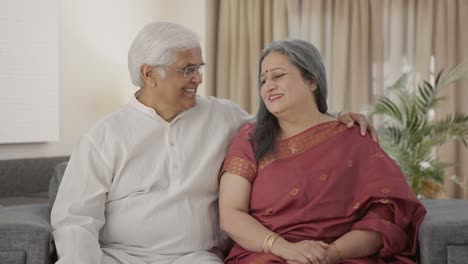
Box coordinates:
[0,157,68,264]
[0,157,468,264]
[419,199,468,264]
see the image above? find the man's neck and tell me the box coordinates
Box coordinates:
[136,90,180,123]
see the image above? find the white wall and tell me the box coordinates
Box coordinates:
[0,0,207,159]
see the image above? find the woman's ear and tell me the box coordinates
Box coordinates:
[308,79,318,92]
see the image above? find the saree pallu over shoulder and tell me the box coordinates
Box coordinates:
[221,121,426,264]
[220,121,348,182]
[259,121,348,170]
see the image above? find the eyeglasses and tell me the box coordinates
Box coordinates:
[170,64,205,79]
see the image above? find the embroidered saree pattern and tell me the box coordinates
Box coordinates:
[225,156,256,182]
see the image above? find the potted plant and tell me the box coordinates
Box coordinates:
[371,64,468,198]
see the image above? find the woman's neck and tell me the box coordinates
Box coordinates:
[277,110,333,139]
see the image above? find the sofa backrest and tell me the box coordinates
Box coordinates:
[0,156,69,197]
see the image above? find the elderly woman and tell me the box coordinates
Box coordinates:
[219,39,426,264]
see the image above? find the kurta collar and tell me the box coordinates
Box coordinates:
[129,91,189,123]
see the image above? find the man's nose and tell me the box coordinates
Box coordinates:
[191,70,203,84]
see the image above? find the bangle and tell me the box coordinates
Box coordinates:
[262,233,274,253]
[331,242,343,260]
[262,232,279,253]
[268,233,279,252]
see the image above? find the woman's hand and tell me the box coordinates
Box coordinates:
[323,246,341,264]
[271,238,329,264]
[286,246,339,264]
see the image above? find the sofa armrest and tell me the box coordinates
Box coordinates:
[0,204,54,264]
[48,161,68,211]
[419,199,468,264]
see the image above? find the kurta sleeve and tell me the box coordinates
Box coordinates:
[220,123,257,183]
[51,134,113,264]
[226,101,255,128]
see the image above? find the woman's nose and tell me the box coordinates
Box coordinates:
[264,79,277,91]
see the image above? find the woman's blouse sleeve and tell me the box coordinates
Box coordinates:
[220,123,258,183]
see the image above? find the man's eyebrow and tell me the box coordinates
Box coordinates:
[184,62,206,67]
[260,67,286,77]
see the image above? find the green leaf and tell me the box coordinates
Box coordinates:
[374,97,403,123]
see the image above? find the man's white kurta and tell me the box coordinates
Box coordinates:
[51,95,252,264]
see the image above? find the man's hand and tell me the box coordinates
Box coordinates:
[337,112,378,143]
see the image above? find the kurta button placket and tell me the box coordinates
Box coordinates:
[168,123,178,171]
[167,124,174,150]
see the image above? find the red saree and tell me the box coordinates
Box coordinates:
[220,121,426,264]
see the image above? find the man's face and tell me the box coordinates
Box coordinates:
[154,47,204,113]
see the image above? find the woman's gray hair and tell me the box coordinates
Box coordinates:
[251,39,328,162]
[128,22,200,86]
[258,39,328,113]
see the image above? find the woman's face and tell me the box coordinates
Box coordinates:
[260,51,317,117]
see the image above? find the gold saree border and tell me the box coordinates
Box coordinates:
[259,121,347,170]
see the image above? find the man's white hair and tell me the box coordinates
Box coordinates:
[128,22,201,86]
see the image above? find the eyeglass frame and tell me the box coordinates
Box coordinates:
[154,64,206,79]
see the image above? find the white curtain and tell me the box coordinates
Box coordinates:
[206,0,288,113]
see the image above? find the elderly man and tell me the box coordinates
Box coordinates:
[51,22,375,264]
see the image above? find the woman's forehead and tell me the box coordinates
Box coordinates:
[260,67,287,77]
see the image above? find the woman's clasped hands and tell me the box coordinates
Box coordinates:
[270,238,340,264]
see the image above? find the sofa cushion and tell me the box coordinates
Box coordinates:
[0,250,26,264]
[0,157,69,198]
[0,203,54,264]
[447,245,468,264]
[419,199,468,264]
[48,161,68,210]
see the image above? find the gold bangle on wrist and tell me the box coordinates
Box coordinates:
[268,233,279,252]
[262,233,274,253]
[262,232,279,253]
[331,242,343,260]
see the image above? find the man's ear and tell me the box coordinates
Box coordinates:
[140,64,156,85]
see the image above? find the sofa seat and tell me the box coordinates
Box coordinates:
[0,250,26,264]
